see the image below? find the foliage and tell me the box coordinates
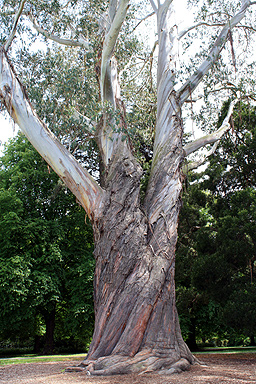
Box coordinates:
[0,134,95,353]
[204,102,256,194]
[0,1,157,172]
[176,102,256,347]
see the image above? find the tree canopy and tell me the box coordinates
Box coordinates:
[176,102,256,348]
[0,134,95,353]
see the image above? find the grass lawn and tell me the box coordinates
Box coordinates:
[0,353,87,366]
[194,346,256,354]
[1,347,256,366]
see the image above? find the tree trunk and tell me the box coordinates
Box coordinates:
[249,335,256,346]
[33,335,44,354]
[186,318,198,352]
[42,306,56,355]
[76,145,194,375]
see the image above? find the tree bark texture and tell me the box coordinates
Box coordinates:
[76,119,194,375]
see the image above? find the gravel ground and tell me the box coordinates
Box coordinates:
[1,353,256,384]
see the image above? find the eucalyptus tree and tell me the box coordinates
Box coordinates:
[1,0,256,375]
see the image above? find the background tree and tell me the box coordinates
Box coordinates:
[176,102,256,348]
[195,102,256,345]
[176,184,217,350]
[1,0,256,375]
[0,134,95,354]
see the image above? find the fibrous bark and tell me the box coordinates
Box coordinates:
[73,145,194,375]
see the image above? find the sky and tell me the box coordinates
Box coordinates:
[0,114,19,155]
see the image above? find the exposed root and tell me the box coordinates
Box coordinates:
[66,351,194,376]
[157,357,191,375]
[65,366,86,373]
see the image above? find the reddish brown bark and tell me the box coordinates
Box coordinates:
[74,131,195,375]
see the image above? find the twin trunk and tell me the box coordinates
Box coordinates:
[80,123,194,374]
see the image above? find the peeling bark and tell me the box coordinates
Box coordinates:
[73,1,196,367]
[71,147,194,375]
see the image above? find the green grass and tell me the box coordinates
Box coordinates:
[0,353,87,366]
[194,346,256,354]
[1,347,256,366]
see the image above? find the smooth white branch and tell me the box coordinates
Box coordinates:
[0,49,103,219]
[184,98,238,157]
[157,0,173,21]
[96,0,130,165]
[4,0,26,51]
[149,0,158,13]
[182,141,219,172]
[100,0,130,102]
[109,0,118,22]
[153,0,178,154]
[178,0,253,105]
[28,14,90,49]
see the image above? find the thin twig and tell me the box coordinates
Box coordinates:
[132,12,155,33]
[4,0,26,51]
[179,21,256,40]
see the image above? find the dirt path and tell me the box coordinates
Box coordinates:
[1,353,256,384]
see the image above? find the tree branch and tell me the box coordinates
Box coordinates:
[163,0,173,9]
[72,109,95,127]
[178,21,225,40]
[184,98,238,157]
[149,0,158,13]
[158,0,173,18]
[28,13,90,49]
[100,0,130,102]
[152,0,178,155]
[109,0,118,22]
[178,0,253,105]
[178,21,256,40]
[132,12,155,32]
[4,0,26,51]
[182,141,219,173]
[0,48,103,220]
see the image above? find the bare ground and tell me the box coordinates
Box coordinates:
[1,353,256,384]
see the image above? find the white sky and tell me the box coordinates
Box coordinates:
[0,114,19,155]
